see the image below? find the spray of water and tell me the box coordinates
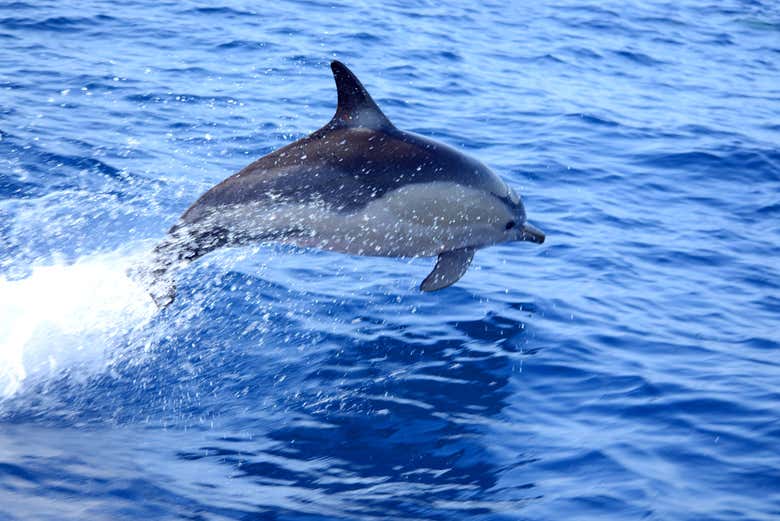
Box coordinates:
[0,247,157,399]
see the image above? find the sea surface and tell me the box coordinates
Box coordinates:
[1,1,779,519]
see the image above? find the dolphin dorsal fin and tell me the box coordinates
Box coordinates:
[328,60,393,130]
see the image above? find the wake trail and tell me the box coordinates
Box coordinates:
[0,246,157,399]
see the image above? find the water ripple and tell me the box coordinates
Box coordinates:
[1,0,779,520]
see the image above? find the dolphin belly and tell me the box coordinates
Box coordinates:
[215,181,515,258]
[325,181,513,257]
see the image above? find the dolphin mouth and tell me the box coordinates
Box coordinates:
[520,223,545,244]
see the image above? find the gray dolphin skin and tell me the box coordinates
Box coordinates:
[137,60,545,307]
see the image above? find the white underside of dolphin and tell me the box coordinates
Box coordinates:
[218,182,517,257]
[133,61,545,307]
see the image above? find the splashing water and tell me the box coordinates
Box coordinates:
[2,0,780,519]
[0,249,157,399]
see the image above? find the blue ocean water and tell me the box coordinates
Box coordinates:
[1,0,779,519]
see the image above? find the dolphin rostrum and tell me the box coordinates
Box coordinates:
[135,61,545,307]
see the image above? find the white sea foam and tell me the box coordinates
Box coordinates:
[0,248,157,399]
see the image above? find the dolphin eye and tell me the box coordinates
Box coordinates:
[505,220,516,230]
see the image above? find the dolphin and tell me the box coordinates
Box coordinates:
[135,60,545,307]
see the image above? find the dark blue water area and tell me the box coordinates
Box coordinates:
[1,1,779,519]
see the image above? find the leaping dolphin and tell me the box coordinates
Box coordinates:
[135,61,545,307]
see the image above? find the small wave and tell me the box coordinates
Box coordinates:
[124,92,238,105]
[636,147,780,181]
[0,132,148,201]
[350,31,385,43]
[0,15,115,32]
[0,2,36,10]
[216,40,276,51]
[181,6,257,17]
[565,113,621,127]
[565,47,604,60]
[611,49,665,66]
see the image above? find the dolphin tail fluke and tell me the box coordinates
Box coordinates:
[420,247,475,292]
[128,255,178,309]
[130,226,229,309]
[144,266,177,309]
[149,281,176,309]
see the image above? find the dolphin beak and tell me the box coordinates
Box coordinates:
[520,223,545,244]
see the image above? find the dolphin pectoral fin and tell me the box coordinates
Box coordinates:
[420,247,475,292]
